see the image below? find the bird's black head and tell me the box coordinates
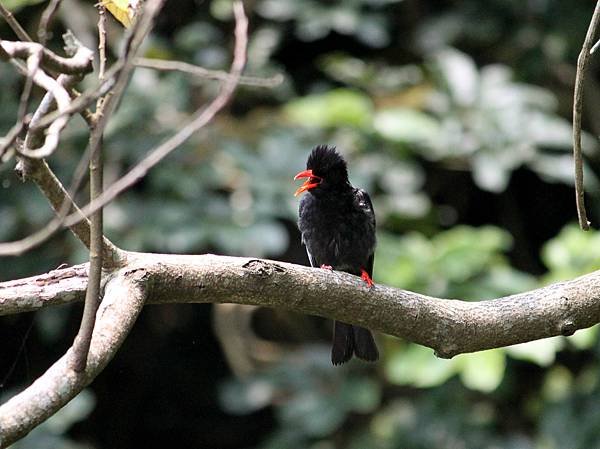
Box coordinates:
[294,145,350,196]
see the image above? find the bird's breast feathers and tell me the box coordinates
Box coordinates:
[298,191,375,271]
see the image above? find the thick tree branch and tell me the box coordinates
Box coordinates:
[0,263,87,315]
[2,253,599,357]
[0,269,145,447]
[3,252,600,444]
[8,157,123,265]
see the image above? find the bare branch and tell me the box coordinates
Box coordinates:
[0,39,93,75]
[0,119,27,162]
[4,157,123,265]
[0,269,146,447]
[3,249,600,444]
[135,57,284,87]
[70,3,109,373]
[0,1,32,42]
[2,253,600,358]
[30,64,119,131]
[0,263,87,316]
[0,72,121,263]
[16,57,72,158]
[572,1,600,231]
[38,0,63,45]
[62,0,248,228]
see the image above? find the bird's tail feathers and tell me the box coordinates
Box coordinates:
[353,326,379,362]
[331,321,378,365]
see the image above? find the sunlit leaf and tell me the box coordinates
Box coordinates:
[456,349,506,392]
[568,326,599,350]
[374,108,439,146]
[102,0,140,28]
[385,344,457,388]
[541,366,573,402]
[431,48,478,106]
[507,337,564,366]
[284,89,373,129]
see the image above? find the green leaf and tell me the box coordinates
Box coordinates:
[568,325,599,350]
[385,344,457,388]
[506,337,564,366]
[541,224,600,282]
[374,108,440,145]
[456,349,506,392]
[1,0,45,11]
[431,48,479,106]
[284,89,373,129]
[541,366,573,402]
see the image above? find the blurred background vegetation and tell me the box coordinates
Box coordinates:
[2,0,600,448]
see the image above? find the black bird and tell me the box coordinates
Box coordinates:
[294,145,379,365]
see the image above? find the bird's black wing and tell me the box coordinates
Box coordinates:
[299,195,318,268]
[365,253,375,279]
[305,246,318,268]
[356,188,376,227]
[356,188,376,278]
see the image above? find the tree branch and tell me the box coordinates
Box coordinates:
[2,251,600,444]
[1,253,599,357]
[7,157,123,265]
[0,263,87,315]
[572,0,600,230]
[135,57,283,87]
[0,269,146,447]
[0,39,93,75]
[60,0,248,228]
[0,1,33,42]
[70,3,108,373]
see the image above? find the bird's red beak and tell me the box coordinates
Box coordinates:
[294,169,322,196]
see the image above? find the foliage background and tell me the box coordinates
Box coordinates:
[2,0,600,448]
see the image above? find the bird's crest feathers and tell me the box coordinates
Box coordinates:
[306,145,348,181]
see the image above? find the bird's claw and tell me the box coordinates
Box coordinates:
[360,269,374,288]
[320,264,333,270]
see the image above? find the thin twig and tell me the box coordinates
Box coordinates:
[15,49,39,127]
[16,54,73,158]
[135,57,283,87]
[70,2,108,373]
[0,0,163,258]
[63,0,248,227]
[572,1,600,231]
[1,156,120,261]
[70,135,103,372]
[38,0,63,45]
[0,74,121,262]
[31,63,120,130]
[0,116,27,162]
[0,1,32,42]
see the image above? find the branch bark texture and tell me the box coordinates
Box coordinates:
[2,252,600,445]
[0,270,145,447]
[2,253,599,354]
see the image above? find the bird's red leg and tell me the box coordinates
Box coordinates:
[360,268,374,287]
[320,264,333,270]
